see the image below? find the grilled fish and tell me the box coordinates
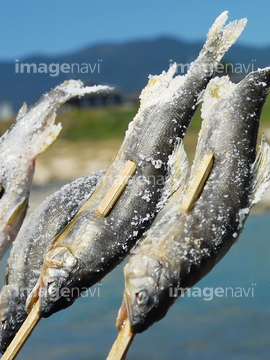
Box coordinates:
[121,68,270,333]
[26,12,247,317]
[0,80,111,260]
[0,171,104,353]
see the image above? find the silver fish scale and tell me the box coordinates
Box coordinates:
[0,171,104,353]
[171,69,270,284]
[0,80,111,260]
[37,12,249,317]
[123,67,270,334]
[45,71,216,291]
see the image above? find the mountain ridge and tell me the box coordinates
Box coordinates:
[1,36,270,111]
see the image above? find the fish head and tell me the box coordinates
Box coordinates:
[123,252,175,333]
[26,246,79,317]
[0,285,27,353]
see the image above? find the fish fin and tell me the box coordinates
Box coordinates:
[185,77,234,175]
[200,11,247,63]
[34,114,63,156]
[26,80,113,158]
[249,135,270,207]
[201,76,235,119]
[198,76,235,147]
[116,297,128,331]
[156,139,189,211]
[25,277,41,313]
[16,102,27,121]
[139,63,182,108]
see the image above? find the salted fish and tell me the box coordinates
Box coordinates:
[27,12,247,317]
[0,171,104,353]
[0,80,111,260]
[121,68,270,333]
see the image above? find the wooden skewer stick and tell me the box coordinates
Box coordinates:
[2,160,138,360]
[106,319,135,360]
[179,153,214,212]
[2,154,214,360]
[106,153,214,360]
[95,160,137,217]
[1,300,41,360]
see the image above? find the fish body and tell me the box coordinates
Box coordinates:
[31,12,248,317]
[0,171,104,353]
[122,68,270,333]
[0,80,111,260]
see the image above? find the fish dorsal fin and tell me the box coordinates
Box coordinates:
[250,135,270,207]
[16,102,28,121]
[190,76,235,169]
[139,64,178,107]
[156,139,189,211]
[200,76,235,125]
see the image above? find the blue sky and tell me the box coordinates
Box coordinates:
[0,0,270,61]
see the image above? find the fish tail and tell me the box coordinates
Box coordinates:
[201,11,247,63]
[34,114,62,155]
[27,80,113,157]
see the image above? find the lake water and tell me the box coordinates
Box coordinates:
[0,209,269,360]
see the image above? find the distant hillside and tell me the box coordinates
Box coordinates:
[1,36,270,111]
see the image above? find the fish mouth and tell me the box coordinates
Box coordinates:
[116,296,129,331]
[25,278,62,318]
[0,313,27,354]
[0,322,12,354]
[0,289,27,354]
[124,287,173,333]
[39,285,78,318]
[123,290,135,326]
[123,290,149,334]
[25,276,67,318]
[25,277,41,314]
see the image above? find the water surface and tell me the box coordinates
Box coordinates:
[0,210,269,360]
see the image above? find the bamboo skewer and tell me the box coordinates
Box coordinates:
[106,319,135,360]
[95,160,137,217]
[1,160,138,360]
[1,300,41,360]
[179,153,214,212]
[1,160,138,359]
[106,153,214,360]
[2,155,214,360]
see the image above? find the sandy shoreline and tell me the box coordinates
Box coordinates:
[33,138,122,184]
[30,135,270,215]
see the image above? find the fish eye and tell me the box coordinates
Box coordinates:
[0,184,4,200]
[47,281,59,299]
[136,290,149,306]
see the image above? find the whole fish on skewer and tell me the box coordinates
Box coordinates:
[0,170,104,353]
[120,68,270,333]
[0,80,111,260]
[26,12,247,317]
